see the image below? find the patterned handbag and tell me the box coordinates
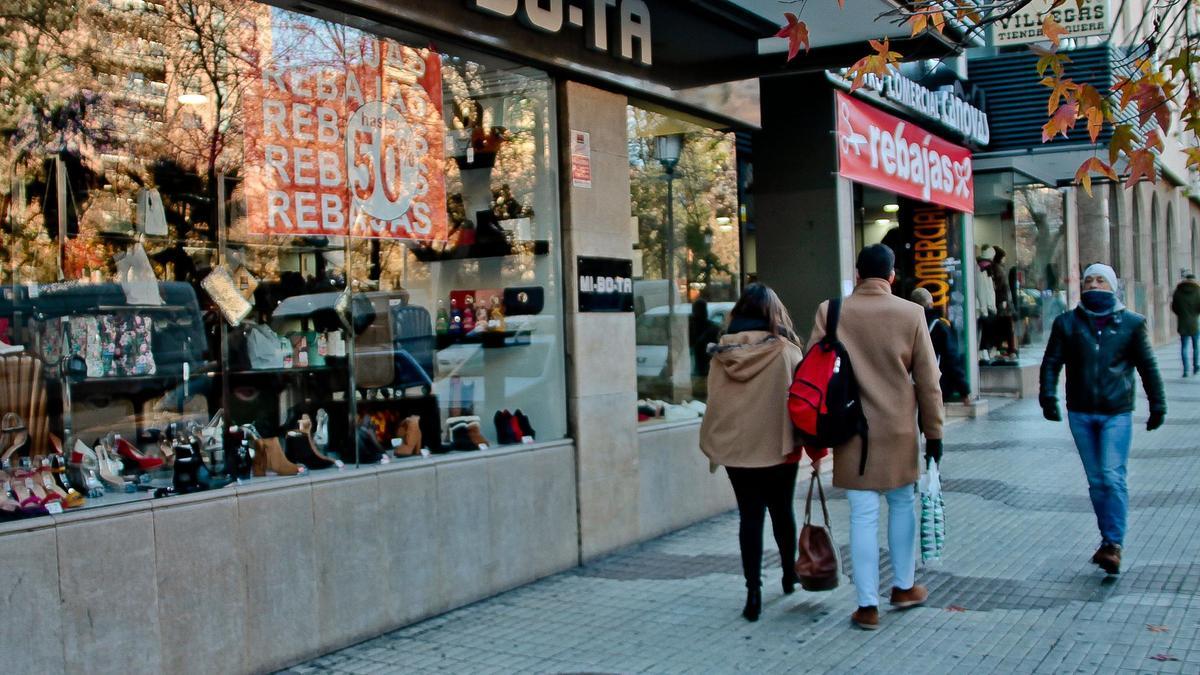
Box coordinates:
[920,459,946,564]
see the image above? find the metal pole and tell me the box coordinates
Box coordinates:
[665,172,675,387]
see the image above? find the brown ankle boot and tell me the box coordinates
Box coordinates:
[889,584,929,609]
[851,606,879,630]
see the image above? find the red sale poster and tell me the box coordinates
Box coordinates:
[243,34,448,240]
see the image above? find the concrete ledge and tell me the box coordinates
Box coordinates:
[979,363,1039,398]
[637,420,735,541]
[0,442,579,675]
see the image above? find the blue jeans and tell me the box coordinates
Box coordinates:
[1182,334,1199,373]
[1067,412,1133,546]
[846,484,917,608]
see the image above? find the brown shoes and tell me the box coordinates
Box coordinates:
[889,584,929,609]
[1092,543,1121,575]
[851,606,880,630]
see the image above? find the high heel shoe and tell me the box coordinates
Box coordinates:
[783,570,799,595]
[742,588,762,622]
[0,413,28,463]
[38,464,83,508]
[113,434,164,472]
[171,443,207,494]
[3,471,45,515]
[251,437,305,477]
[296,414,338,465]
[93,440,130,491]
[284,431,334,470]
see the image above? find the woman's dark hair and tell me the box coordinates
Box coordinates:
[728,283,800,345]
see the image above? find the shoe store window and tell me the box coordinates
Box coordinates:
[0,0,566,516]
[628,105,743,425]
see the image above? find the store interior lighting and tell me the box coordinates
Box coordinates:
[874,218,892,226]
[883,203,900,213]
[715,216,734,232]
[178,93,208,105]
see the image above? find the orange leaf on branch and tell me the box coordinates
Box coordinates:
[1043,16,1069,47]
[908,13,927,37]
[1130,82,1171,132]
[1074,157,1117,196]
[846,39,901,92]
[774,12,810,62]
[1041,76,1080,114]
[1124,148,1156,187]
[1042,99,1078,142]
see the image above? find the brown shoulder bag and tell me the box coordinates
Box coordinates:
[795,469,840,591]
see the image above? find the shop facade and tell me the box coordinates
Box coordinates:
[0,1,775,671]
[750,69,985,404]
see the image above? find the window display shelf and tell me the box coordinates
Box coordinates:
[409,239,549,262]
[435,331,529,350]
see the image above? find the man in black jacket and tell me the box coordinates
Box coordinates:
[1040,263,1166,575]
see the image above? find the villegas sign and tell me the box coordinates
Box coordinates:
[834,92,974,214]
[243,36,449,240]
[991,0,1108,47]
[470,0,652,66]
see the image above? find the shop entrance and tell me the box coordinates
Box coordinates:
[852,184,971,401]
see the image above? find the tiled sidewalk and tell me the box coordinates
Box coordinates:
[288,347,1200,674]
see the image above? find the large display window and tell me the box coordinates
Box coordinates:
[627,105,742,424]
[973,172,1069,364]
[0,0,566,516]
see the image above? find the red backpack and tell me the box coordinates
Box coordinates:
[788,298,870,475]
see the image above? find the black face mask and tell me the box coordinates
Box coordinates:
[1080,289,1117,315]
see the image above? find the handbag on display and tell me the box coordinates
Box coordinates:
[353,294,395,390]
[503,286,544,315]
[201,266,253,326]
[73,395,137,445]
[795,469,840,592]
[115,243,164,306]
[246,324,288,370]
[390,304,435,392]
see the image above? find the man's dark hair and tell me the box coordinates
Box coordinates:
[857,243,895,280]
[1186,272,1196,280]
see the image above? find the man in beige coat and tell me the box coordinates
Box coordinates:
[809,244,945,630]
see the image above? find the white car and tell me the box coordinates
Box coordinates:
[635,302,733,378]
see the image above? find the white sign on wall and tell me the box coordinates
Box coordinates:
[990,0,1109,46]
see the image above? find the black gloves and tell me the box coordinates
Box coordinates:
[1042,402,1062,422]
[1147,411,1165,431]
[925,438,943,465]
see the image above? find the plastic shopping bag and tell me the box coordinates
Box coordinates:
[919,458,945,564]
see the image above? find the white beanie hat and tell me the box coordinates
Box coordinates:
[979,245,995,261]
[1083,263,1119,293]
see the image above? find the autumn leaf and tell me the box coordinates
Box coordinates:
[909,13,927,36]
[1108,123,1136,164]
[774,12,810,62]
[846,39,901,92]
[1146,624,1170,633]
[1033,45,1071,77]
[1085,107,1104,142]
[1074,157,1117,196]
[931,12,945,33]
[1131,82,1171,132]
[1043,16,1069,47]
[1125,148,1156,187]
[1149,654,1180,662]
[1042,99,1078,141]
[1186,147,1200,169]
[1042,76,1080,114]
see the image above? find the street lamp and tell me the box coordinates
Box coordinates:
[654,133,685,394]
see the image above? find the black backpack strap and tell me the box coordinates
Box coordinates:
[825,297,842,343]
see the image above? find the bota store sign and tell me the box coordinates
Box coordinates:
[470,0,652,66]
[834,92,974,213]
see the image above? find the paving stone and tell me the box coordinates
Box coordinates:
[288,346,1200,673]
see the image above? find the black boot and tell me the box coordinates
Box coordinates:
[782,570,799,595]
[742,588,761,622]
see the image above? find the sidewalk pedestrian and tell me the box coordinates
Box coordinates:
[910,288,970,402]
[1039,263,1166,575]
[700,283,805,622]
[810,245,944,631]
[1170,272,1200,377]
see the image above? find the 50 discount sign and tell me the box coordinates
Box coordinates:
[243,39,448,240]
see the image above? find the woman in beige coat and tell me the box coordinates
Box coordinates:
[700,283,805,622]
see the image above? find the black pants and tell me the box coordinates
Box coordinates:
[726,463,799,589]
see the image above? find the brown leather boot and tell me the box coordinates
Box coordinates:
[1093,544,1121,574]
[889,584,929,609]
[851,606,880,630]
